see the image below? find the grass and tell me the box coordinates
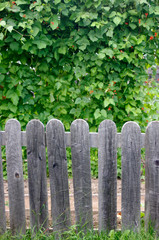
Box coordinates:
[0,225,159,240]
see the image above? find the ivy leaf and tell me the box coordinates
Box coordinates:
[102,48,114,58]
[0,20,6,27]
[39,62,49,72]
[129,23,136,30]
[98,53,105,59]
[54,0,61,4]
[101,109,107,118]
[0,33,4,40]
[7,26,13,32]
[32,26,40,37]
[109,11,116,18]
[10,42,20,51]
[0,2,9,11]
[58,46,67,55]
[75,98,81,104]
[113,17,121,25]
[33,40,47,49]
[94,109,101,119]
[50,15,58,30]
[88,30,98,42]
[106,29,113,37]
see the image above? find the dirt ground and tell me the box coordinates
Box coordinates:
[3,179,145,229]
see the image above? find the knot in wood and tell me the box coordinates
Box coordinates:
[15,172,20,178]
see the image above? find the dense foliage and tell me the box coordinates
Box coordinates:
[0,0,159,131]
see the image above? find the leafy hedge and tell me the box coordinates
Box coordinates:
[0,0,159,131]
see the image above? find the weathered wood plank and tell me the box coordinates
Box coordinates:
[145,121,159,234]
[71,119,93,231]
[46,119,71,232]
[98,120,117,232]
[121,121,141,231]
[0,132,6,234]
[26,120,48,233]
[5,119,26,235]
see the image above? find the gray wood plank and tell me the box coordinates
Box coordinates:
[0,132,6,234]
[71,119,93,231]
[121,121,141,231]
[5,119,26,235]
[98,120,117,232]
[26,120,48,233]
[145,121,159,234]
[46,119,71,233]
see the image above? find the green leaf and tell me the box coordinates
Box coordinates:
[55,82,62,90]
[88,30,98,42]
[75,98,81,104]
[50,15,58,30]
[7,26,13,32]
[32,26,40,37]
[10,42,20,51]
[33,40,47,49]
[98,53,105,59]
[102,48,114,58]
[113,17,121,26]
[0,2,9,11]
[39,62,49,72]
[106,29,113,37]
[109,11,116,18]
[54,0,61,4]
[58,46,67,55]
[128,10,137,15]
[101,109,107,118]
[0,20,6,27]
[129,23,136,30]
[94,109,101,119]
[0,33,4,40]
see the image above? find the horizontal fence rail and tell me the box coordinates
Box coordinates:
[0,131,145,148]
[0,119,159,236]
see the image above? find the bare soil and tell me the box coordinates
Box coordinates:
[3,179,145,229]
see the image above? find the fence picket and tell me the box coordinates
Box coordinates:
[98,120,117,231]
[71,119,93,231]
[46,119,71,232]
[26,120,48,233]
[145,121,159,234]
[0,132,6,234]
[5,119,26,235]
[121,122,141,231]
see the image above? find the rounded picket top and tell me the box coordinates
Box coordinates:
[98,119,117,132]
[121,121,141,134]
[26,119,44,131]
[46,118,65,134]
[121,121,141,232]
[70,119,89,132]
[98,120,117,232]
[5,119,21,132]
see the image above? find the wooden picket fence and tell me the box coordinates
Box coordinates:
[0,119,159,235]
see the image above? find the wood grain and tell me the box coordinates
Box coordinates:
[121,121,141,231]
[0,132,6,234]
[5,119,26,235]
[71,119,93,231]
[145,121,159,234]
[98,120,117,232]
[46,119,71,233]
[26,120,48,233]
